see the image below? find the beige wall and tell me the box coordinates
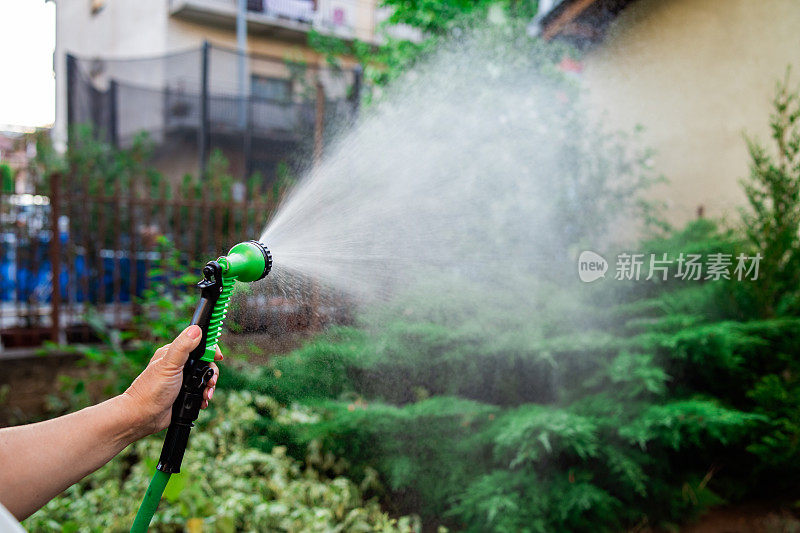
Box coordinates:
[582,0,800,223]
[167,20,330,63]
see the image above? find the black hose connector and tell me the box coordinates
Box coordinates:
[156,261,223,474]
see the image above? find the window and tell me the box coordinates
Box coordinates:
[247,0,264,12]
[251,76,291,102]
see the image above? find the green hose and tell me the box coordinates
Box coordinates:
[130,470,171,533]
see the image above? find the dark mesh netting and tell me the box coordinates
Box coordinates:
[67,43,360,180]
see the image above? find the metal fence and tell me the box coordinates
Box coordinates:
[0,44,360,351]
[67,42,361,179]
[0,170,292,351]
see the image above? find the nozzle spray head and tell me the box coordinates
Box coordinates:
[219,240,272,282]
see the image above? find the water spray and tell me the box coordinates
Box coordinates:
[130,241,272,533]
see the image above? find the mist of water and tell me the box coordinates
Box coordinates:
[258,24,649,308]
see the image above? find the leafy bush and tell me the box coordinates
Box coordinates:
[25,391,416,533]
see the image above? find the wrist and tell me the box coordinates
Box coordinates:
[109,394,151,445]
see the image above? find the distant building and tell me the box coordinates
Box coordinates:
[53,0,385,181]
[535,0,800,222]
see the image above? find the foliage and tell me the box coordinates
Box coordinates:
[34,126,283,203]
[380,0,533,36]
[223,208,800,531]
[41,237,203,415]
[0,162,13,193]
[740,71,800,316]
[25,391,417,533]
[134,236,203,343]
[310,0,554,92]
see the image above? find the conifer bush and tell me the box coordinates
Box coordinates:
[232,75,800,530]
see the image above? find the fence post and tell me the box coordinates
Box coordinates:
[314,78,325,166]
[244,96,252,179]
[50,173,62,343]
[310,78,326,330]
[128,179,139,319]
[66,54,77,145]
[350,64,362,118]
[109,80,119,147]
[199,41,210,178]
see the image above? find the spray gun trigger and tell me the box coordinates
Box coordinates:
[185,365,214,392]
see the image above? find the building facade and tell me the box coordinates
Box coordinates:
[54,0,378,180]
[537,0,800,222]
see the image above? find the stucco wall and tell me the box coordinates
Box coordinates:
[582,0,800,222]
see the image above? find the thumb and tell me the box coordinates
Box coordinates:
[163,325,203,367]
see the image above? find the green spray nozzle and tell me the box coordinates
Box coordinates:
[197,240,271,362]
[219,240,272,282]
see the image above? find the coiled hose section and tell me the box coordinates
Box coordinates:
[129,275,235,532]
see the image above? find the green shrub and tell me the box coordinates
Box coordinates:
[740,71,800,316]
[25,391,417,532]
[239,211,800,530]
[0,162,13,193]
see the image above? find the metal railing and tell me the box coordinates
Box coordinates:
[67,43,361,175]
[0,172,283,351]
[247,0,315,23]
[163,89,316,136]
[169,0,356,35]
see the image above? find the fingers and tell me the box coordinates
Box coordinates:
[162,325,202,368]
[208,362,219,387]
[201,386,214,409]
[214,345,224,362]
[201,361,219,410]
[201,387,214,409]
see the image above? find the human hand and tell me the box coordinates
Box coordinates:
[121,325,223,439]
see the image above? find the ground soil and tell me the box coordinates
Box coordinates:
[0,331,310,425]
[0,351,85,425]
[677,504,800,533]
